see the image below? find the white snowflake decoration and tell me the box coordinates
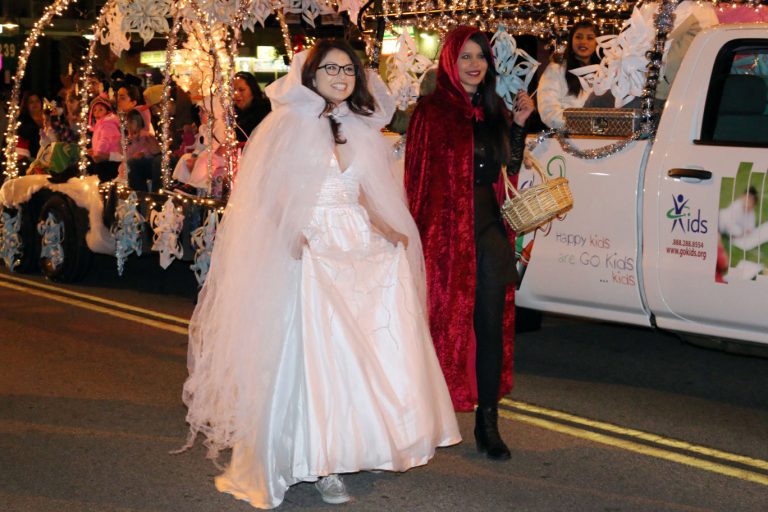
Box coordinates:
[190,209,219,286]
[119,0,172,46]
[150,197,184,269]
[283,0,323,27]
[37,212,64,271]
[112,192,146,276]
[242,0,278,31]
[101,2,131,56]
[178,0,244,27]
[491,25,540,111]
[386,31,435,111]
[0,208,22,271]
[337,0,363,24]
[569,7,656,107]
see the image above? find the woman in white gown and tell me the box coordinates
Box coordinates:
[179,40,460,509]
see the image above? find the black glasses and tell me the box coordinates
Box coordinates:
[318,63,357,77]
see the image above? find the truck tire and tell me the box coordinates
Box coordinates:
[38,194,92,282]
[11,204,42,274]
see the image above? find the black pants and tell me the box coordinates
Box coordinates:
[473,187,516,408]
[90,161,119,182]
[128,155,164,192]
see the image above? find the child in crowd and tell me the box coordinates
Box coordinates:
[118,108,161,184]
[27,99,78,177]
[87,95,122,181]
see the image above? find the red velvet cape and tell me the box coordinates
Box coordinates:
[404,26,515,412]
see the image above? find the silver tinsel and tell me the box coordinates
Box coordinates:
[640,0,679,136]
[526,128,643,160]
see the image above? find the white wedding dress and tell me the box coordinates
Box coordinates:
[213,157,460,508]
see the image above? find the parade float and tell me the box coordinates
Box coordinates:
[0,0,365,282]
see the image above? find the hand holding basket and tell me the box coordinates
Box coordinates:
[501,151,573,233]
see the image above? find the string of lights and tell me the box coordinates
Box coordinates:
[2,0,75,180]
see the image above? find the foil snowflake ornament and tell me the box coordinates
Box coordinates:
[119,0,172,45]
[385,30,435,111]
[491,25,540,111]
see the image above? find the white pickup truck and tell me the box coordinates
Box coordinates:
[519,23,768,350]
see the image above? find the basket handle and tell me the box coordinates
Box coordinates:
[502,150,547,199]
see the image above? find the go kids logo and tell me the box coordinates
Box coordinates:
[667,194,708,234]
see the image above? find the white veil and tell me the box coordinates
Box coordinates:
[180,50,427,467]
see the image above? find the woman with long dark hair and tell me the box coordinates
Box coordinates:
[17,92,46,165]
[233,71,270,142]
[537,20,599,128]
[405,26,534,461]
[179,39,459,509]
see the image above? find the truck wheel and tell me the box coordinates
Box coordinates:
[515,306,543,333]
[38,194,92,282]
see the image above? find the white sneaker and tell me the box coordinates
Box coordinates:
[314,474,351,504]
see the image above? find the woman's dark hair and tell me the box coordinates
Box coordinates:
[234,71,263,111]
[120,84,144,105]
[301,39,376,144]
[20,91,44,120]
[468,32,512,164]
[125,108,145,130]
[560,21,600,97]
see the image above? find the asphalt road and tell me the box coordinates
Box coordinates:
[1,255,767,511]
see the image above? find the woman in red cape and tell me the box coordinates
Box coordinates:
[404,26,534,460]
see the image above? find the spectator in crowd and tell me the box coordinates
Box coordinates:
[117,84,153,135]
[27,100,78,177]
[120,108,161,187]
[17,91,46,166]
[537,21,600,129]
[233,71,270,143]
[87,94,122,181]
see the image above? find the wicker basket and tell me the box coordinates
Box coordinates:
[501,152,573,233]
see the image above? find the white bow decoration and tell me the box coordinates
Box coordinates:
[491,25,540,111]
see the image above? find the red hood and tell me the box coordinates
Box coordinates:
[435,26,494,120]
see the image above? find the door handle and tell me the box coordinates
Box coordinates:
[667,168,713,180]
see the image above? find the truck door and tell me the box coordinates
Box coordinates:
[643,31,768,344]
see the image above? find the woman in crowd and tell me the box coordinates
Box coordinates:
[17,91,46,165]
[537,20,599,129]
[405,26,534,461]
[179,39,459,509]
[116,84,153,134]
[233,71,270,143]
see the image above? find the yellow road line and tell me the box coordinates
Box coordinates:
[0,280,188,335]
[3,272,766,486]
[500,398,768,471]
[500,409,768,487]
[0,272,190,325]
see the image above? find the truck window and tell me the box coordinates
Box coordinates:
[700,40,768,147]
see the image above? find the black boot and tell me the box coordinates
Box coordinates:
[474,406,511,461]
